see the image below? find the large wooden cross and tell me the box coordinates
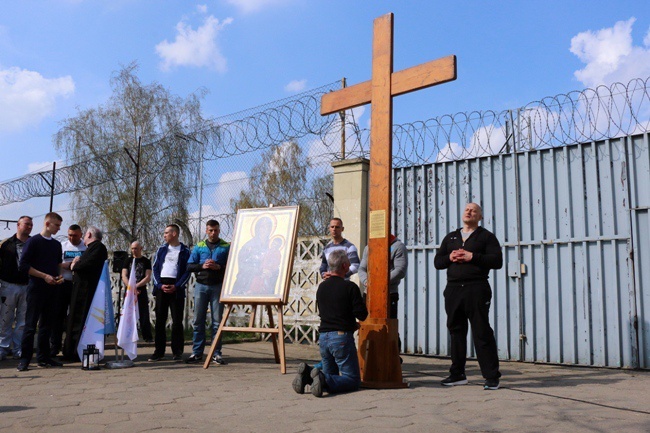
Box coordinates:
[321,12,456,387]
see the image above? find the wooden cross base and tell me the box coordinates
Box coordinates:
[203,303,287,373]
[357,318,408,388]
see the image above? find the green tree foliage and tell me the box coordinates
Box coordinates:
[53,62,207,250]
[231,141,333,236]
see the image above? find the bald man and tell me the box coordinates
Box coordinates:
[434,203,503,390]
[122,241,153,342]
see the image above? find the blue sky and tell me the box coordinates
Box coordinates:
[1,0,649,184]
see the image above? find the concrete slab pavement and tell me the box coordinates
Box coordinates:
[1,342,649,432]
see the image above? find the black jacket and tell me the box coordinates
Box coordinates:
[316,276,368,332]
[72,240,108,311]
[0,234,30,284]
[434,226,502,282]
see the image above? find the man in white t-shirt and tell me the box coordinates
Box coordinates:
[150,224,191,361]
[51,224,86,358]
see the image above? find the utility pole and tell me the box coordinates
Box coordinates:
[124,136,142,242]
[175,133,205,239]
[37,162,57,212]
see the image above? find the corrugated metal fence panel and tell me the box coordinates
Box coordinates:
[628,133,650,368]
[395,156,521,361]
[396,133,646,368]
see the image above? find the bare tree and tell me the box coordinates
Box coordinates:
[54,62,207,250]
[231,141,333,236]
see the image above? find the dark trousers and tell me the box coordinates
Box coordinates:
[50,280,72,356]
[20,282,56,364]
[137,290,153,341]
[63,281,91,360]
[389,292,402,350]
[154,291,184,357]
[444,281,500,380]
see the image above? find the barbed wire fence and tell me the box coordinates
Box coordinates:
[1,76,649,241]
[2,76,649,339]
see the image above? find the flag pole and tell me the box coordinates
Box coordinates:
[107,258,138,368]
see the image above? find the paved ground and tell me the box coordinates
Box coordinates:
[0,341,649,432]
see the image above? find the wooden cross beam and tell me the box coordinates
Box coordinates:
[320,12,456,388]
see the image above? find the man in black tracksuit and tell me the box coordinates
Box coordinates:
[434,203,503,390]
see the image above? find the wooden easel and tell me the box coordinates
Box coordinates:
[203,302,287,373]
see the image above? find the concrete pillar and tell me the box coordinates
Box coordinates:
[331,158,370,280]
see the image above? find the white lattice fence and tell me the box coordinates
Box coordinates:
[109,236,326,344]
[255,236,325,344]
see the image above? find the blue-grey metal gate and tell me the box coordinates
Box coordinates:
[394,132,650,368]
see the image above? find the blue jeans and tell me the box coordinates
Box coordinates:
[0,280,28,357]
[192,282,224,356]
[319,331,361,394]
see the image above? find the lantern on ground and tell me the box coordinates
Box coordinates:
[82,344,101,370]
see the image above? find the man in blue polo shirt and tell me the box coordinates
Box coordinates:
[185,220,230,365]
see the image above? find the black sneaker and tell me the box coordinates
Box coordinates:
[148,354,164,362]
[441,373,468,386]
[484,378,500,390]
[212,355,227,365]
[292,362,313,394]
[172,354,183,361]
[17,361,29,372]
[311,369,325,397]
[38,359,63,367]
[185,354,203,364]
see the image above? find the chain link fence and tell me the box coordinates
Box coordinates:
[1,76,650,338]
[2,77,649,227]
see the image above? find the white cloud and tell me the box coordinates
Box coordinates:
[27,160,59,173]
[196,4,208,14]
[206,170,248,214]
[469,124,506,156]
[435,142,465,163]
[284,79,307,93]
[226,0,291,14]
[189,170,247,237]
[435,124,506,163]
[571,18,650,87]
[156,15,233,72]
[0,67,74,132]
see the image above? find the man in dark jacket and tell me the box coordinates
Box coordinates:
[64,226,108,360]
[185,220,230,365]
[17,212,64,371]
[434,203,503,390]
[150,224,191,361]
[292,249,368,397]
[0,216,33,360]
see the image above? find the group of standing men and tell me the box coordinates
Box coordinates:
[109,220,231,365]
[144,220,230,365]
[0,214,231,371]
[0,213,108,371]
[294,202,503,397]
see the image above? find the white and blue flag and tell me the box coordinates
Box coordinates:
[77,261,116,361]
[116,259,140,360]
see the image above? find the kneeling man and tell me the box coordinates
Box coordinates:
[293,249,368,397]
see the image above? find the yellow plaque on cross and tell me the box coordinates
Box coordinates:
[369,209,386,239]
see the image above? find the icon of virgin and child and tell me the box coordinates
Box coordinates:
[231,215,285,297]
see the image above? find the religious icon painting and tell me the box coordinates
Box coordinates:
[221,206,300,304]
